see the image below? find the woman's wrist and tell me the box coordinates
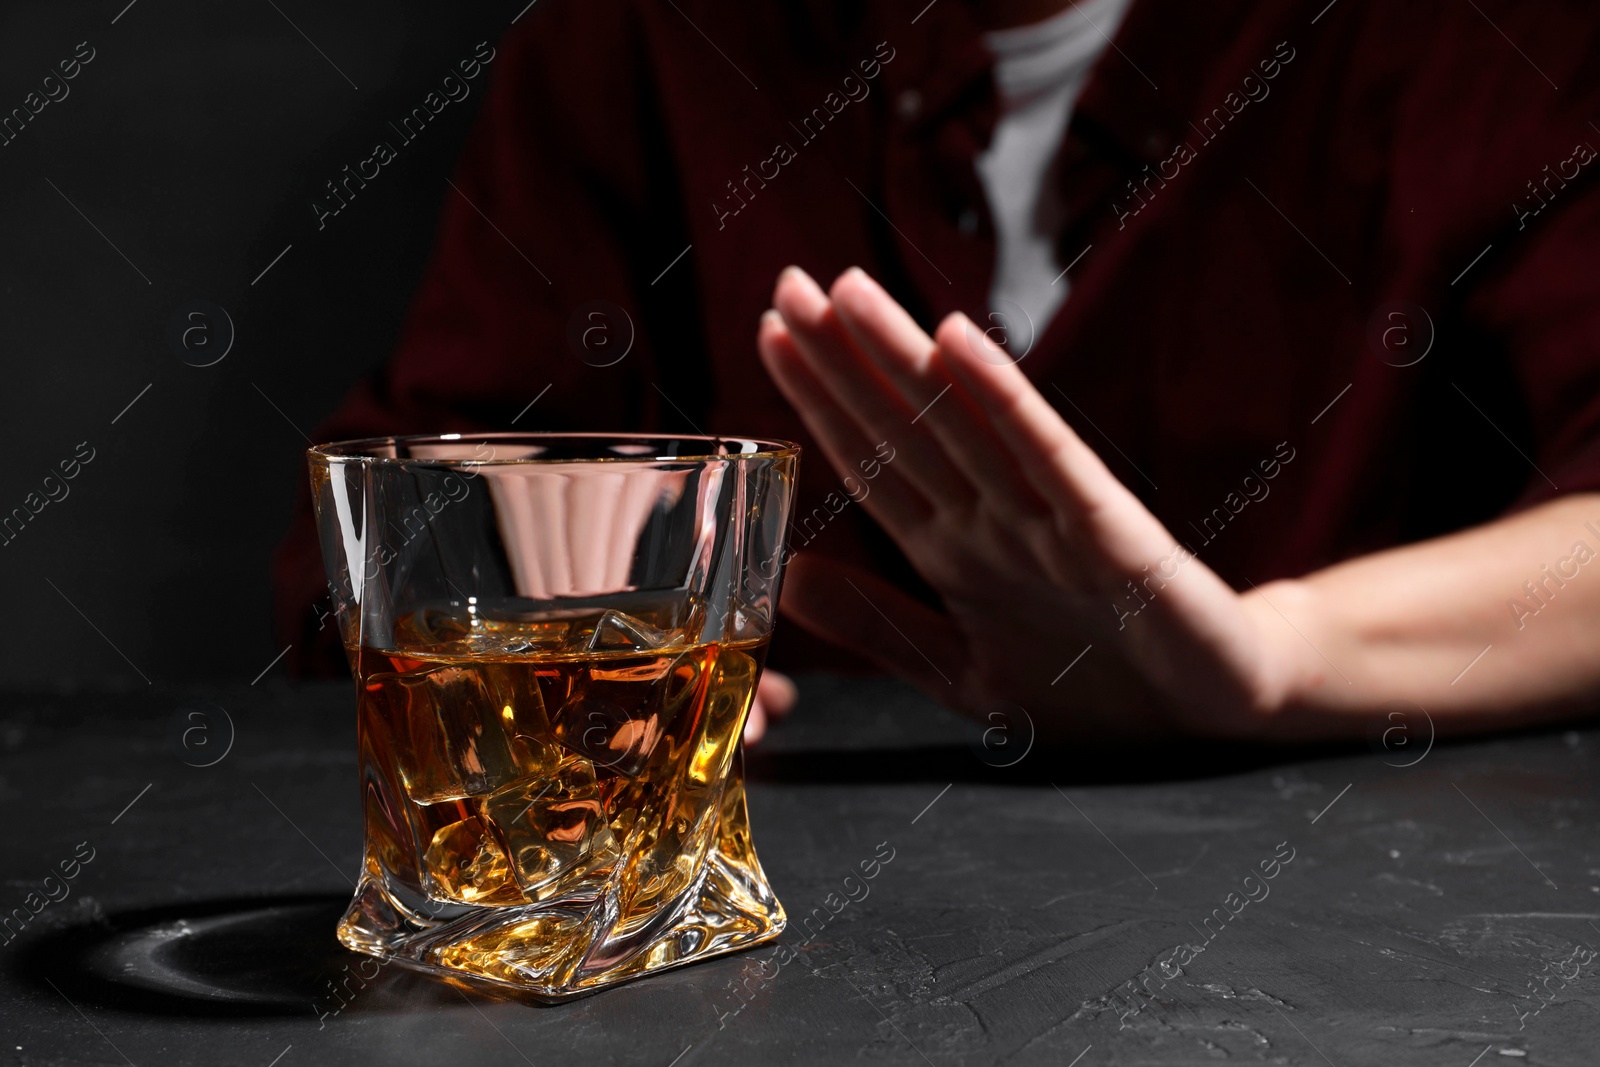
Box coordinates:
[1237,576,1338,731]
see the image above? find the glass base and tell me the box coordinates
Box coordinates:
[336,778,786,1001]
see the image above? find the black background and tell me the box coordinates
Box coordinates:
[0,1,527,689]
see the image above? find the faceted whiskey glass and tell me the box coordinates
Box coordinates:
[307,433,800,999]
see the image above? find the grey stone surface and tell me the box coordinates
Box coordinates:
[2,676,1598,1065]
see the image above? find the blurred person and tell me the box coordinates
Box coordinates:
[276,0,1600,745]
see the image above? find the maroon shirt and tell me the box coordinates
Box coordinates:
[275,0,1600,675]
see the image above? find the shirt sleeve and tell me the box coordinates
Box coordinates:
[1394,1,1600,512]
[1467,179,1600,506]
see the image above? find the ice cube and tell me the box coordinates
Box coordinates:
[585,609,670,652]
[687,647,759,786]
[482,664,563,781]
[607,647,754,920]
[549,644,713,777]
[550,692,664,777]
[394,604,576,656]
[661,643,715,724]
[422,815,523,905]
[480,758,619,900]
[381,667,526,802]
[474,614,573,655]
[391,607,440,651]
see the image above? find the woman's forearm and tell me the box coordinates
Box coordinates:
[1244,493,1600,740]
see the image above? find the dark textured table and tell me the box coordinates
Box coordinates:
[4,676,1599,1065]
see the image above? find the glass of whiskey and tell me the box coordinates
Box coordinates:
[307,433,800,999]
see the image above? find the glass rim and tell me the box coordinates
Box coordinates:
[309,431,801,465]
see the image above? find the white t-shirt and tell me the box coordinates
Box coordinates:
[976,0,1134,342]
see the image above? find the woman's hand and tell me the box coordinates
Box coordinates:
[757,266,1306,742]
[745,669,798,745]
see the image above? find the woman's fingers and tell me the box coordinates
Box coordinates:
[758,668,798,720]
[934,312,1144,525]
[743,672,799,745]
[777,552,968,700]
[772,267,975,511]
[744,696,768,744]
[758,310,930,533]
[828,269,1045,512]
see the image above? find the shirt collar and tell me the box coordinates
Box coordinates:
[1070,0,1292,167]
[883,0,1276,163]
[876,0,994,136]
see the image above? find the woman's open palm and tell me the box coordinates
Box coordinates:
[757,267,1301,742]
